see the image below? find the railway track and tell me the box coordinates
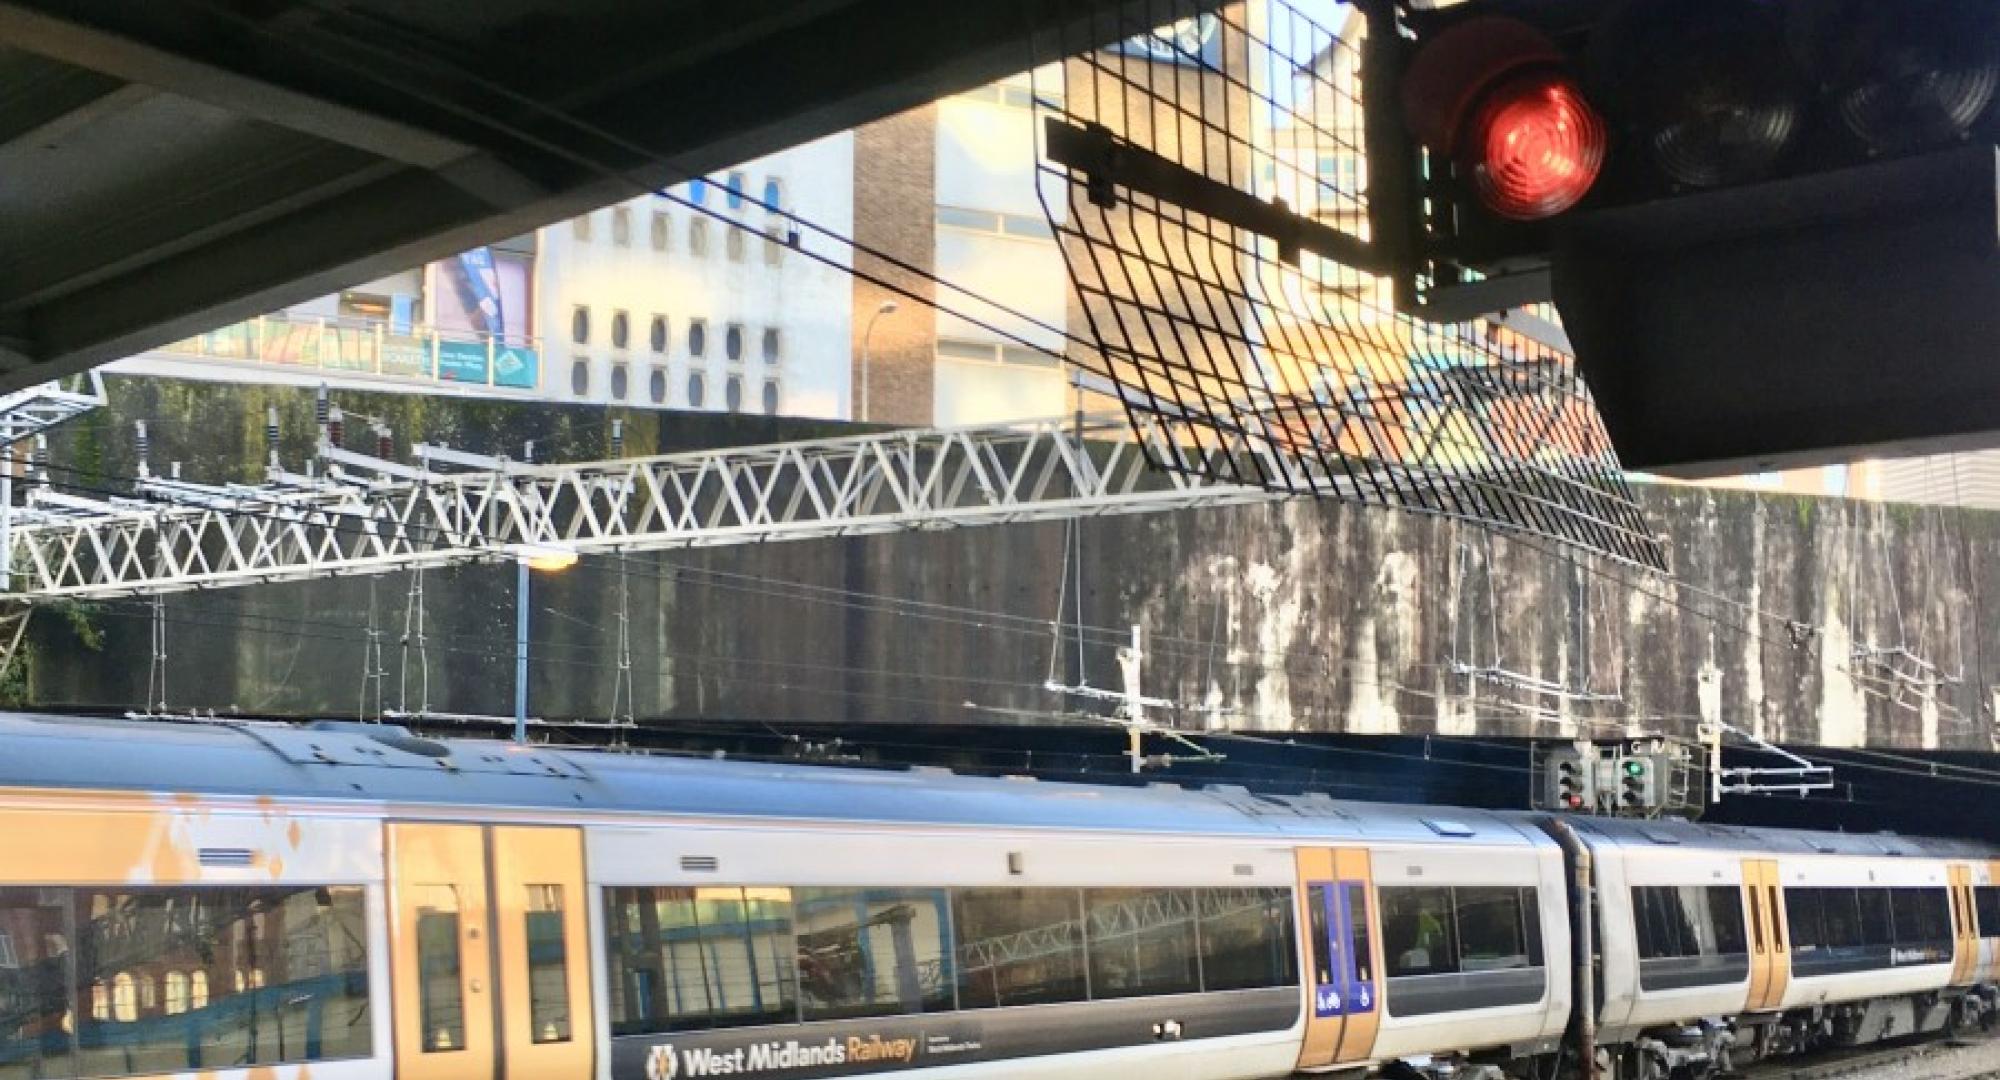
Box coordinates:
[1742,1034,2000,1080]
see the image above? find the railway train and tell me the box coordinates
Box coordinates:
[0,711,1994,1080]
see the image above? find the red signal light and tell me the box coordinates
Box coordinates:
[1402,16,1607,222]
[1467,72,1607,221]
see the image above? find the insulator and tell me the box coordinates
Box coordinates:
[327,406,345,449]
[612,418,625,458]
[135,421,151,479]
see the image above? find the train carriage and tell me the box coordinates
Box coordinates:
[0,714,1569,1080]
[1574,816,2000,1076]
[0,711,1996,1080]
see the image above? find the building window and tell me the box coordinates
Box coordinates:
[688,177,708,205]
[612,206,632,246]
[725,375,743,410]
[649,315,667,354]
[725,323,744,362]
[610,310,630,350]
[650,211,670,252]
[610,364,629,400]
[935,204,1055,240]
[726,227,745,262]
[762,379,780,415]
[689,218,710,257]
[572,213,592,242]
[763,177,783,210]
[571,306,590,346]
[571,360,590,396]
[763,226,784,266]
[687,319,707,358]
[687,371,707,408]
[762,328,781,363]
[937,337,1058,368]
[725,171,746,209]
[649,368,668,404]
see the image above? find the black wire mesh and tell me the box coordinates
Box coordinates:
[1034,0,1667,570]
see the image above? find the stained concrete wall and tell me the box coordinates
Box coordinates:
[21,379,2000,750]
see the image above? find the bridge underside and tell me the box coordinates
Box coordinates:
[0,0,1205,393]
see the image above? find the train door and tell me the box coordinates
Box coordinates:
[388,822,596,1080]
[1948,865,1978,985]
[1741,859,1790,1012]
[1988,861,2000,982]
[1295,847,1382,1071]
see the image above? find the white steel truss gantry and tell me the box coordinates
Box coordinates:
[4,413,1293,602]
[0,374,106,448]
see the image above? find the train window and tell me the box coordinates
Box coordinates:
[601,886,797,1036]
[1347,884,1375,985]
[524,885,572,1043]
[1199,888,1298,991]
[1786,888,1827,952]
[1857,889,1893,947]
[1455,888,1533,972]
[1978,886,2000,938]
[1084,888,1200,999]
[47,886,373,1075]
[1787,888,1862,951]
[1821,889,1861,948]
[1634,886,1745,960]
[953,888,1087,1008]
[415,885,467,1053]
[794,887,954,1020]
[1381,887,1456,977]
[1711,888,1748,953]
[1306,885,1333,985]
[0,889,74,1078]
[1889,888,1952,961]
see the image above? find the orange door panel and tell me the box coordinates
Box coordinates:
[1742,860,1787,1011]
[1295,847,1383,1072]
[389,823,497,1080]
[492,826,595,1080]
[1330,848,1382,1065]
[1296,849,1341,1069]
[1763,861,1790,1007]
[1950,866,1978,986]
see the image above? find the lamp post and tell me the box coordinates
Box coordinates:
[512,543,579,744]
[859,299,899,422]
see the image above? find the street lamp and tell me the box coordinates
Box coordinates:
[860,299,899,422]
[512,542,578,744]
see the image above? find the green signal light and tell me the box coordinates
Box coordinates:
[1624,760,1646,776]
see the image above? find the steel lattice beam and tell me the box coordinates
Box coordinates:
[4,414,1303,602]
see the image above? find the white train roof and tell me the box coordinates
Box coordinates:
[0,712,1549,846]
[1564,811,2000,860]
[3,713,1988,858]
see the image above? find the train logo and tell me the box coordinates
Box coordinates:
[646,1044,679,1080]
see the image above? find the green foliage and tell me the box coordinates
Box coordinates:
[0,601,103,706]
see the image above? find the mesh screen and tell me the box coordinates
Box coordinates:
[1033,0,1666,569]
